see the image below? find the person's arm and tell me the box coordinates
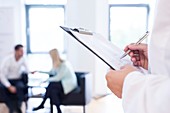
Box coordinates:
[122,72,170,113]
[47,63,67,82]
[38,69,57,76]
[38,71,51,75]
[0,59,11,87]
[0,59,16,93]
[22,57,30,73]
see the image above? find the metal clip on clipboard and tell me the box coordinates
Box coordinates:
[71,28,93,35]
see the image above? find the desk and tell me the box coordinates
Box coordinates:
[28,73,49,98]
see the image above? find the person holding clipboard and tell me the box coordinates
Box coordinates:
[106,0,170,113]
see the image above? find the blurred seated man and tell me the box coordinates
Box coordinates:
[0,44,31,113]
[32,49,78,113]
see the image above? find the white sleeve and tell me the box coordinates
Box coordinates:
[122,71,170,113]
[22,58,30,73]
[0,59,11,87]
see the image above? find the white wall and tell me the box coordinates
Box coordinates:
[0,0,26,62]
[0,0,110,97]
[0,0,157,99]
[65,0,109,97]
[94,0,109,97]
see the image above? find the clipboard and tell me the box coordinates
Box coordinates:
[60,26,131,70]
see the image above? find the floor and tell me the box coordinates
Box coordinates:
[0,94,124,113]
[26,94,124,113]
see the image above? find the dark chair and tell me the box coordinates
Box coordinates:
[50,72,92,113]
[21,72,29,107]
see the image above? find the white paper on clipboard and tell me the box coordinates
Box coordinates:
[61,26,132,70]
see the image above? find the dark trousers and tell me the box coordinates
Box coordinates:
[0,80,24,113]
[39,82,64,113]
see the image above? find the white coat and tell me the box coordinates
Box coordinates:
[122,0,170,113]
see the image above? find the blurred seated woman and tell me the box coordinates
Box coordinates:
[32,49,78,113]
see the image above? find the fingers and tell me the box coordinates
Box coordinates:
[124,43,135,52]
[123,43,148,68]
[124,45,129,52]
[124,49,141,66]
[131,56,141,66]
[134,50,139,54]
[132,55,140,61]
[128,43,147,51]
[8,86,17,94]
[129,51,140,59]
[125,44,142,58]
[134,61,142,67]
[132,60,142,67]
[124,43,147,54]
[105,70,123,98]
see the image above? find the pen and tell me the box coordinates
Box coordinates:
[120,31,149,59]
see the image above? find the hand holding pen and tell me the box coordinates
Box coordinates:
[120,31,149,69]
[120,31,149,59]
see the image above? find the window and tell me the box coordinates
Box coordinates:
[25,5,65,94]
[109,4,149,49]
[26,5,65,53]
[25,5,65,72]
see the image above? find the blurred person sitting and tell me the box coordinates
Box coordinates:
[0,44,32,113]
[32,49,78,113]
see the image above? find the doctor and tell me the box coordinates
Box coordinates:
[106,0,170,113]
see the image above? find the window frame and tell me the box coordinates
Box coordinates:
[109,4,150,41]
[25,5,65,54]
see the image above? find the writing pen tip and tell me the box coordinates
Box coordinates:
[120,55,124,59]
